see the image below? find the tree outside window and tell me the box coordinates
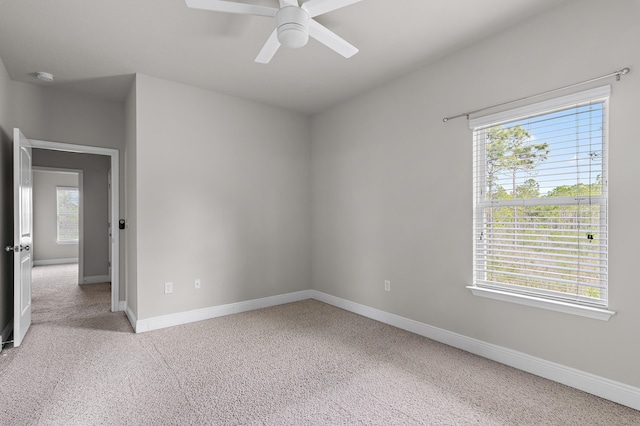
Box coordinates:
[57,187,79,243]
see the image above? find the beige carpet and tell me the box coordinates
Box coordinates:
[0,264,638,425]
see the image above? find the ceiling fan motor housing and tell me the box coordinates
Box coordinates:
[276,6,310,48]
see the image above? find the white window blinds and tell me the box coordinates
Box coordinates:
[471,86,609,308]
[57,186,79,243]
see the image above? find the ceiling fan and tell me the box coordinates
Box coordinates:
[185,0,363,63]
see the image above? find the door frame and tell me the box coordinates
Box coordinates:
[32,167,84,284]
[29,139,120,312]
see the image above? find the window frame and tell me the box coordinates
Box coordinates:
[468,86,615,321]
[56,186,80,244]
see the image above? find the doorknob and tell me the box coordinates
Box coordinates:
[5,245,30,252]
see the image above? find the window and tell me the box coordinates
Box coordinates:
[470,86,613,319]
[57,186,79,243]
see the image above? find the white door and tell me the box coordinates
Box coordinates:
[12,128,33,347]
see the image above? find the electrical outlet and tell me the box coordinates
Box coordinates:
[164,282,173,294]
[194,279,201,290]
[384,280,391,292]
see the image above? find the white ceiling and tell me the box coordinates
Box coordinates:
[0,0,570,115]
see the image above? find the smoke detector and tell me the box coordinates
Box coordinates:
[35,72,54,82]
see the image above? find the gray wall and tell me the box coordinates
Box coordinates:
[132,75,311,320]
[32,170,79,263]
[1,0,637,395]
[125,78,137,317]
[11,82,126,297]
[311,0,640,388]
[32,150,110,279]
[0,55,13,337]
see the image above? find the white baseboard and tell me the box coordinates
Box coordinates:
[82,275,110,284]
[135,290,313,333]
[309,290,640,412]
[125,304,138,332]
[1,321,13,346]
[122,287,640,411]
[33,258,78,266]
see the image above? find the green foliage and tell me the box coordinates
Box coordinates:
[516,179,540,199]
[481,125,603,301]
[57,188,79,241]
[57,190,79,214]
[485,125,549,200]
[546,182,602,198]
[488,126,547,172]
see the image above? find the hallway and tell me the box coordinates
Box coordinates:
[31,264,113,326]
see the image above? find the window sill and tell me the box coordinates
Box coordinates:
[466,286,616,321]
[56,241,79,245]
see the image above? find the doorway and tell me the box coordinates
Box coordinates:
[32,167,82,283]
[29,139,120,312]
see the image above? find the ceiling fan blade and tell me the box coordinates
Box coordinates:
[301,0,362,18]
[255,29,281,64]
[308,20,358,58]
[185,0,278,17]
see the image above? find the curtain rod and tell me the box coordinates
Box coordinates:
[442,67,630,122]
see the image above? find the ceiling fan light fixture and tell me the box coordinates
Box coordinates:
[186,0,362,63]
[276,6,310,48]
[278,25,309,48]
